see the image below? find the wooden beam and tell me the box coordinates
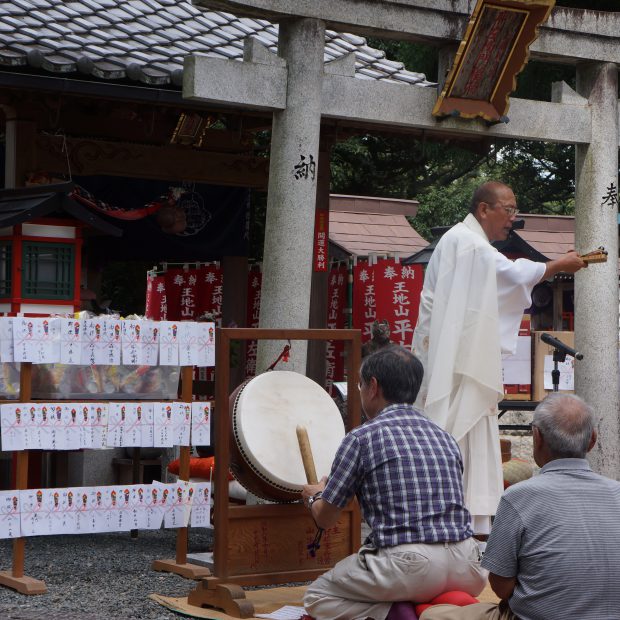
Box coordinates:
[0,92,268,153]
[35,135,269,189]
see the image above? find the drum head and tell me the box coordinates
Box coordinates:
[232,371,345,499]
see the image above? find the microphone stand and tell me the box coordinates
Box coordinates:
[541,333,583,392]
[551,347,567,393]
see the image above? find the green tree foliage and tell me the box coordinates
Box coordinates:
[331,135,487,198]
[491,141,575,213]
[513,61,574,101]
[331,23,594,240]
[331,133,576,240]
[408,140,575,240]
[412,175,482,240]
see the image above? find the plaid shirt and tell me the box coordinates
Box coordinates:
[322,403,473,548]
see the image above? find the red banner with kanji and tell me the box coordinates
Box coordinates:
[352,260,376,343]
[145,273,167,320]
[245,268,262,378]
[373,260,423,348]
[313,208,329,272]
[325,264,348,395]
[179,268,200,320]
[146,263,223,322]
[164,268,186,320]
[196,263,223,322]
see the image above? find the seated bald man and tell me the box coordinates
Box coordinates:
[421,393,620,620]
[302,345,485,620]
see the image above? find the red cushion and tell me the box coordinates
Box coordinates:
[415,591,479,616]
[167,456,233,480]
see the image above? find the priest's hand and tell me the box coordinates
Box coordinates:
[541,250,586,280]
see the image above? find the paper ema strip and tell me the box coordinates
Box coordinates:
[0,317,15,363]
[158,321,180,366]
[1,482,211,539]
[2,401,199,451]
[0,491,21,538]
[0,318,208,366]
[189,482,211,528]
[13,318,61,364]
[191,401,211,447]
[1,404,26,451]
[177,322,215,367]
[153,402,174,447]
[59,318,83,365]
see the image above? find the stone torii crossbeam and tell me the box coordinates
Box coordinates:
[185,0,620,479]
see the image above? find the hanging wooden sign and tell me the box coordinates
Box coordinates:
[433,0,555,123]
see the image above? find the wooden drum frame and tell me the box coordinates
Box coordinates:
[207,328,361,587]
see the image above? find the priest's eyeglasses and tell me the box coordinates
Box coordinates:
[493,205,519,217]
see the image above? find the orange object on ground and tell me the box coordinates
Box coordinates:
[167,456,234,480]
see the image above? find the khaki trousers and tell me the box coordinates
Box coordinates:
[304,538,487,620]
[420,602,518,620]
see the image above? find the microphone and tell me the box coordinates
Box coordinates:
[506,219,524,241]
[540,333,584,360]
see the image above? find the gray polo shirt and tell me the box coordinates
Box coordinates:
[482,458,620,620]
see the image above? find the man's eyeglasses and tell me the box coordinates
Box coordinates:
[492,204,519,217]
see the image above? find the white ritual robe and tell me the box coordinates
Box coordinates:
[413,214,544,532]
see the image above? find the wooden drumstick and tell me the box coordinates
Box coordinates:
[298,425,325,558]
[296,425,318,485]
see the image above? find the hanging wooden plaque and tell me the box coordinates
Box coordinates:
[433,0,555,123]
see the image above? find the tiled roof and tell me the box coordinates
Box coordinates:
[0,0,434,88]
[518,213,576,260]
[518,213,620,273]
[329,195,428,258]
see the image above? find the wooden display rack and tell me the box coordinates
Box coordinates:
[0,361,210,593]
[187,328,362,617]
[152,364,212,580]
[0,363,47,594]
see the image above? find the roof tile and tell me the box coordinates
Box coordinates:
[0,0,434,89]
[122,1,150,18]
[0,50,27,65]
[42,55,76,71]
[329,210,428,257]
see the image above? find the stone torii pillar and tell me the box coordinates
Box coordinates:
[574,62,620,478]
[256,18,326,372]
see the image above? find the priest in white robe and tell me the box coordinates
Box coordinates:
[412,181,586,534]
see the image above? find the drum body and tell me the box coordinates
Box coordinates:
[230,370,345,502]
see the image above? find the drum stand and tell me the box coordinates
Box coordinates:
[187,328,362,618]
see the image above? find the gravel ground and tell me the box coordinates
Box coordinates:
[500,432,534,463]
[0,528,214,619]
[499,410,537,469]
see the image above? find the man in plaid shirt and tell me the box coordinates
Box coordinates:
[303,346,485,620]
